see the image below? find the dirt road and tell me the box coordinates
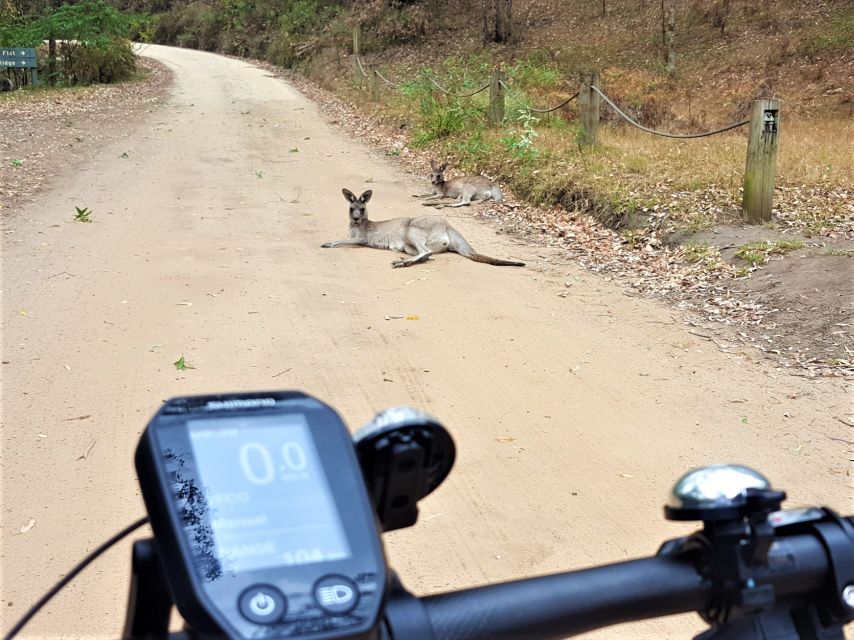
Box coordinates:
[1,45,851,639]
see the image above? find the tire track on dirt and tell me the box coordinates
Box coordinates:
[2,45,850,640]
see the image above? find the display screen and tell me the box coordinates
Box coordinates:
[187,414,352,576]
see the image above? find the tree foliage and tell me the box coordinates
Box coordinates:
[143,0,345,64]
[0,1,137,84]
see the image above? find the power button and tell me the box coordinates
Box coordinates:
[238,585,287,624]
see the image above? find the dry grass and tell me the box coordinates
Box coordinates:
[551,116,853,192]
[304,0,853,231]
[422,111,853,228]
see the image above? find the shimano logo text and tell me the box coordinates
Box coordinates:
[205,398,276,411]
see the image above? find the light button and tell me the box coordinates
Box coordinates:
[238,585,286,624]
[313,575,359,615]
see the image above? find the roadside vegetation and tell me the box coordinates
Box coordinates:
[4,0,850,234]
[0,0,142,86]
[65,0,850,236]
[2,0,850,372]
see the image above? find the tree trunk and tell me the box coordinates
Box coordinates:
[483,0,512,43]
[497,0,511,42]
[48,35,56,86]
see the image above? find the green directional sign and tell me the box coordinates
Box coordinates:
[1,48,35,57]
[0,48,39,85]
[1,48,37,65]
[1,59,37,68]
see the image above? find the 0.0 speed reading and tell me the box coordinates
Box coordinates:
[239,442,309,485]
[187,415,353,574]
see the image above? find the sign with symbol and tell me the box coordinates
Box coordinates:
[318,584,354,606]
[0,48,38,87]
[0,49,37,68]
[249,592,275,616]
[238,585,286,624]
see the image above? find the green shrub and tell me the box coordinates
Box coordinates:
[500,112,540,161]
[0,1,137,86]
[400,69,489,148]
[457,131,493,160]
[155,4,224,51]
[267,0,338,67]
[412,97,483,147]
[507,50,560,88]
[64,39,135,83]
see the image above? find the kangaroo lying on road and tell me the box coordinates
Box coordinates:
[321,189,525,268]
[414,160,503,207]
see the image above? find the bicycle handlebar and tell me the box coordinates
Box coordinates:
[415,531,834,640]
[422,555,709,640]
[156,525,844,640]
[5,403,851,640]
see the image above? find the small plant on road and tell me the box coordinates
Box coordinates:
[770,239,805,253]
[735,239,806,266]
[825,248,854,257]
[10,159,23,167]
[734,244,767,267]
[173,354,195,370]
[255,170,264,179]
[74,206,93,223]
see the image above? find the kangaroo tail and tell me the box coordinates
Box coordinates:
[448,227,524,266]
[467,252,525,267]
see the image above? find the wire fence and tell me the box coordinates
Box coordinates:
[347,49,780,222]
[428,75,491,98]
[374,67,398,88]
[592,85,750,139]
[354,53,752,142]
[352,54,757,144]
[498,79,580,114]
[529,92,580,114]
[354,54,369,79]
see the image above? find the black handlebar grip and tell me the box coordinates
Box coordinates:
[421,555,708,640]
[750,533,834,597]
[419,532,835,640]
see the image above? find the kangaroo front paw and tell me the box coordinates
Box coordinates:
[321,242,333,248]
[391,259,408,268]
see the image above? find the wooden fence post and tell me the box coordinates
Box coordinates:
[578,72,601,147]
[488,70,505,125]
[351,25,362,86]
[742,99,780,224]
[368,64,380,101]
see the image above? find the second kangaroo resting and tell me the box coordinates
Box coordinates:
[321,189,525,269]
[414,160,503,207]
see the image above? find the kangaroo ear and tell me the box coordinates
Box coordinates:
[439,163,448,172]
[359,190,373,203]
[430,159,437,170]
[342,188,356,202]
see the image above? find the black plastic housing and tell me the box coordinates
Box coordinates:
[135,391,387,640]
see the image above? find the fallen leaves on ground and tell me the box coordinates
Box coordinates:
[0,58,170,211]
